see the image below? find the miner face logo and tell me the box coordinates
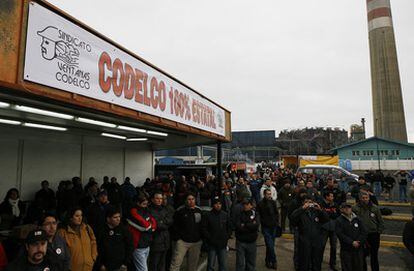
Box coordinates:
[37,26,80,67]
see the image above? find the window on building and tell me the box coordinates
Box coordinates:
[384,150,388,155]
[396,150,400,156]
[391,150,395,155]
[352,151,356,156]
[356,151,360,156]
[370,150,374,156]
[363,151,366,156]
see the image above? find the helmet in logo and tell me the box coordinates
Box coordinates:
[37,26,59,60]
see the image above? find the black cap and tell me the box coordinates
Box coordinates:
[340,202,352,209]
[25,229,47,245]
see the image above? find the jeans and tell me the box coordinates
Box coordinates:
[322,230,337,268]
[236,240,257,271]
[400,184,407,202]
[262,227,277,265]
[133,247,150,271]
[207,247,227,271]
[373,182,382,197]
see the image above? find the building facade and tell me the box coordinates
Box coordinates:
[332,137,414,170]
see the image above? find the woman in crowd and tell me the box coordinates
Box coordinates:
[0,189,25,229]
[57,207,97,271]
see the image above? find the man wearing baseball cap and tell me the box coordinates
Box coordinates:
[335,202,367,271]
[5,229,63,270]
[234,198,260,271]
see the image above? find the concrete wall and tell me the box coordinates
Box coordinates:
[0,126,153,200]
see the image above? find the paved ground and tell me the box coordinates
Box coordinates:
[196,235,413,271]
[192,199,414,270]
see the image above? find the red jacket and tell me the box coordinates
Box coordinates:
[127,207,157,249]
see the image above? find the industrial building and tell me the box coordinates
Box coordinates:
[331,137,414,170]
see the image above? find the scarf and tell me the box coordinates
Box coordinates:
[8,198,20,217]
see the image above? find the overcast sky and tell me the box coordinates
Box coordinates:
[49,0,414,141]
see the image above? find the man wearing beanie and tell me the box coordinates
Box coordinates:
[201,196,232,271]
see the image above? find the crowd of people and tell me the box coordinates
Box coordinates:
[0,168,413,271]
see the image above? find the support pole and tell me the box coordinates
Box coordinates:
[217,141,222,180]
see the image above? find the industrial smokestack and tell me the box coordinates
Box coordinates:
[361,118,366,139]
[366,0,407,142]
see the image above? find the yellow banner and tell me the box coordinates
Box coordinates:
[299,155,339,167]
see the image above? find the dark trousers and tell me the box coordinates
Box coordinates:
[293,228,299,271]
[298,238,324,271]
[262,227,277,265]
[364,233,380,271]
[322,230,337,268]
[148,250,167,271]
[207,247,227,271]
[236,240,257,271]
[340,248,364,271]
[281,206,291,232]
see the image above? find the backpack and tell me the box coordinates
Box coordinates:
[380,208,392,216]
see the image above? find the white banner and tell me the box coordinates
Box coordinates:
[24,2,226,136]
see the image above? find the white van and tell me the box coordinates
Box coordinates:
[296,165,359,184]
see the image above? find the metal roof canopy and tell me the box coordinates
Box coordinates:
[0,89,219,150]
[0,0,231,149]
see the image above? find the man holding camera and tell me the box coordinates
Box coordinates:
[290,195,329,271]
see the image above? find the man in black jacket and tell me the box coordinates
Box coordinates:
[34,180,56,212]
[202,196,232,271]
[170,193,202,271]
[85,189,113,234]
[97,206,133,271]
[335,203,367,271]
[288,188,308,271]
[6,229,63,271]
[148,192,174,271]
[278,181,294,233]
[290,195,329,271]
[235,198,260,271]
[107,177,123,208]
[321,178,346,206]
[257,188,279,269]
[39,213,71,271]
[320,191,340,271]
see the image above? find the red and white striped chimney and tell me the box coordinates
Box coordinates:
[367,0,393,32]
